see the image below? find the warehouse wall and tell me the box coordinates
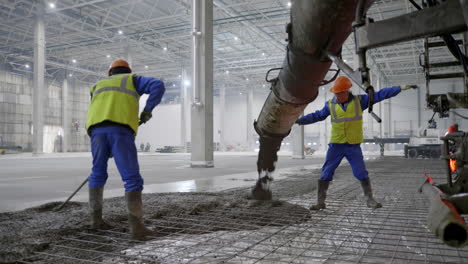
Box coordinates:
[136,78,468,152]
[136,92,267,151]
[69,78,92,152]
[2,68,466,153]
[0,70,91,152]
[136,99,182,150]
[0,71,32,150]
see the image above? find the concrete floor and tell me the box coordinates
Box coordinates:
[0,152,326,212]
[9,156,468,264]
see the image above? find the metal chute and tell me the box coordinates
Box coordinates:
[252,0,374,199]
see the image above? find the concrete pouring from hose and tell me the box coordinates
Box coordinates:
[252,0,374,200]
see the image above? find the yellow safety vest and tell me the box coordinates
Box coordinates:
[86,73,140,135]
[328,95,363,144]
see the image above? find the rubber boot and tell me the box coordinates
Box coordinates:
[126,191,153,240]
[89,187,112,229]
[360,179,382,209]
[310,180,330,210]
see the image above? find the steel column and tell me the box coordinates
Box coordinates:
[417,79,422,128]
[247,86,254,150]
[62,77,70,152]
[219,84,226,152]
[181,69,188,151]
[292,117,304,159]
[33,6,45,154]
[191,0,214,168]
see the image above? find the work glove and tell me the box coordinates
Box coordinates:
[401,85,418,91]
[139,111,152,125]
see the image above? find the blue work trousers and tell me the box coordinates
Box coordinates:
[88,126,144,192]
[320,143,369,182]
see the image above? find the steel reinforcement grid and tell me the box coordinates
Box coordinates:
[20,160,468,263]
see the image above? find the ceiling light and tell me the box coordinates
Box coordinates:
[49,2,56,8]
[240,92,242,95]
[145,65,148,69]
[287,2,292,7]
[68,73,73,77]
[262,84,266,88]
[163,47,167,51]
[178,74,182,78]
[25,64,30,69]
[106,54,111,58]
[183,80,190,86]
[262,52,265,56]
[234,36,239,41]
[172,84,176,87]
[225,70,229,74]
[118,30,123,35]
[72,59,76,63]
[245,78,249,81]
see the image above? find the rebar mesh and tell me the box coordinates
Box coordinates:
[20,159,468,263]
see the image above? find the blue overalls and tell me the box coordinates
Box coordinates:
[89,126,143,192]
[297,86,402,182]
[88,75,165,192]
[321,143,368,181]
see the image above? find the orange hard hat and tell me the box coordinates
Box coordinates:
[108,59,131,75]
[448,124,458,133]
[329,76,352,93]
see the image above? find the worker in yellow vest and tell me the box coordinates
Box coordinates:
[296,76,416,210]
[86,59,165,240]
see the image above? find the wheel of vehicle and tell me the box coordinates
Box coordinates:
[430,150,440,159]
[422,150,429,159]
[408,148,418,159]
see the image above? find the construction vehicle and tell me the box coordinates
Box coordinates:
[405,126,443,159]
[252,0,468,246]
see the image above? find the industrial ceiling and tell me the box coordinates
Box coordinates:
[0,0,460,98]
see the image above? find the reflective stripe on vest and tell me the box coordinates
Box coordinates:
[86,74,140,135]
[330,96,363,123]
[328,96,364,144]
[91,75,138,99]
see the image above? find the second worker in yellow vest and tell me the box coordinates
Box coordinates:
[296,76,417,210]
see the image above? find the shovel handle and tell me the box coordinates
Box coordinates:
[370,112,382,123]
[55,177,88,211]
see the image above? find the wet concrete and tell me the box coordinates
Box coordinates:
[0,155,390,263]
[97,157,468,263]
[0,189,313,263]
